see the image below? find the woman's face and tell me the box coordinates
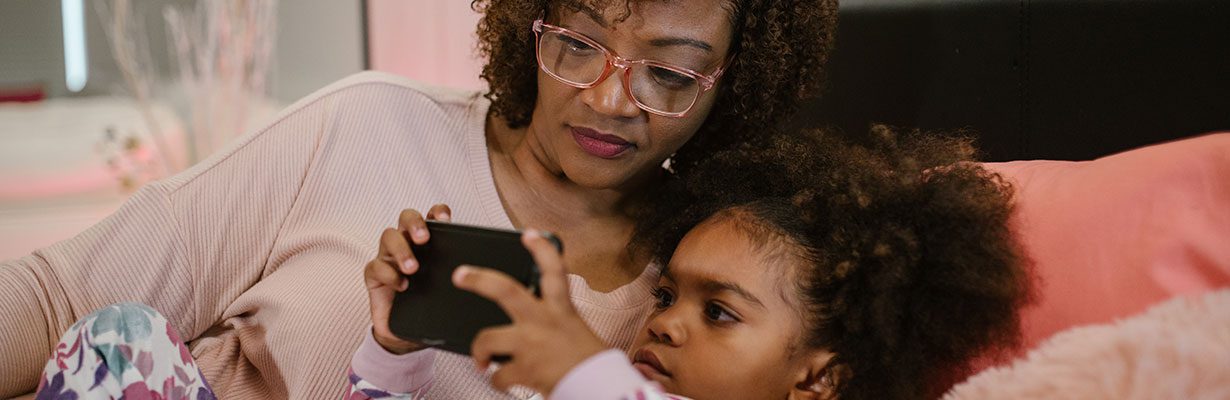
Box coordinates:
[527,1,735,190]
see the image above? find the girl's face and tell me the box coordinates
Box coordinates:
[526,1,734,190]
[629,216,833,399]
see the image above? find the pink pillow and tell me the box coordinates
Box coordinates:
[984,133,1230,349]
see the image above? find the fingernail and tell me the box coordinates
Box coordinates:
[523,229,539,239]
[414,227,427,239]
[398,279,409,291]
[439,212,450,220]
[402,259,417,273]
[452,266,471,286]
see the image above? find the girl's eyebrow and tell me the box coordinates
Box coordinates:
[700,278,766,309]
[663,266,766,309]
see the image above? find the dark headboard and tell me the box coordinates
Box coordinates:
[793,0,1230,161]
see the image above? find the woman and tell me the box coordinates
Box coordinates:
[0,0,836,398]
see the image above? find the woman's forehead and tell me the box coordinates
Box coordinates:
[555,0,726,18]
[563,0,734,23]
[554,0,736,53]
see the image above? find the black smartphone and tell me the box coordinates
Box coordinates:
[387,221,562,356]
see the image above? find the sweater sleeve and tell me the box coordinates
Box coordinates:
[0,86,341,397]
[344,329,437,399]
[549,350,687,400]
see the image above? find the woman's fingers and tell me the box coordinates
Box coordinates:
[522,230,570,306]
[453,265,536,321]
[426,203,452,222]
[397,209,430,245]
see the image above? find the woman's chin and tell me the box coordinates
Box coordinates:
[561,169,632,191]
[558,156,649,191]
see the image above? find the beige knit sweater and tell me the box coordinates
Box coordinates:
[0,72,657,399]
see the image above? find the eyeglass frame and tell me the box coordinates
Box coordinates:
[531,18,734,118]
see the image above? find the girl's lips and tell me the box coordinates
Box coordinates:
[632,349,672,380]
[571,127,633,159]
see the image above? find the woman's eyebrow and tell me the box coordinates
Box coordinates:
[571,5,713,53]
[649,37,713,53]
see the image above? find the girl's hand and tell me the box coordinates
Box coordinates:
[364,204,453,354]
[454,230,607,395]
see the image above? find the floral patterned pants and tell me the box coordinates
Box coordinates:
[35,303,216,400]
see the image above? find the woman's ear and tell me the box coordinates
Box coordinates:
[789,351,841,400]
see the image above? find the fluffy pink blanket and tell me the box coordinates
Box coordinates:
[945,289,1230,399]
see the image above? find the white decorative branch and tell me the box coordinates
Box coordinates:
[96,0,278,180]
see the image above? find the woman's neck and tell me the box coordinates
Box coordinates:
[485,115,656,292]
[486,115,655,225]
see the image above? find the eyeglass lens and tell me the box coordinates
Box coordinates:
[538,29,702,115]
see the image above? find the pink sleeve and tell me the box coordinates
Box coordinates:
[549,350,688,400]
[0,89,334,396]
[344,328,436,398]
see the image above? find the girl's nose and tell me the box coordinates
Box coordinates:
[646,310,687,346]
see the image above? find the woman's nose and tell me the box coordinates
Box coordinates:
[580,70,642,119]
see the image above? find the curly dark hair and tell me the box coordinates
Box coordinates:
[470,0,838,176]
[633,126,1035,399]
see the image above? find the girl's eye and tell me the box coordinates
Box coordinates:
[704,302,737,323]
[651,287,675,309]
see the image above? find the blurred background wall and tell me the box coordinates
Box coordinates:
[366,0,485,91]
[0,0,365,103]
[0,0,367,259]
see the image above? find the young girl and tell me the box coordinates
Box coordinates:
[350,127,1033,399]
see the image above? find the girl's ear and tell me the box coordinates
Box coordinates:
[789,351,841,400]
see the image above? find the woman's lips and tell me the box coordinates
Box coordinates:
[570,127,633,159]
[632,349,672,380]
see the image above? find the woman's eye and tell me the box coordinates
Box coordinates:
[561,35,596,53]
[652,287,675,309]
[649,66,694,89]
[704,302,737,323]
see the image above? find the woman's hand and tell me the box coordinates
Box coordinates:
[364,204,453,355]
[453,230,608,395]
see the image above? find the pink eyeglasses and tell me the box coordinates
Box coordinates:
[532,19,733,118]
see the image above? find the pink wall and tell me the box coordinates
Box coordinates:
[367,1,486,90]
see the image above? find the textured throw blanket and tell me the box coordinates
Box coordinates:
[945,289,1230,399]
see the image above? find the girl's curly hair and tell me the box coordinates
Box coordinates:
[633,126,1035,399]
[470,0,838,176]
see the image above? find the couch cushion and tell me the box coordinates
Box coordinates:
[985,133,1230,348]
